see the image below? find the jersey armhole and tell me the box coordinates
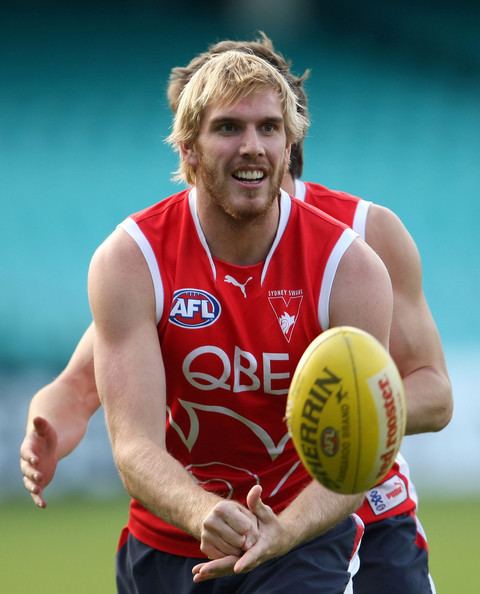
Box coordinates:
[352,200,371,240]
[119,217,164,324]
[294,179,307,201]
[318,228,358,330]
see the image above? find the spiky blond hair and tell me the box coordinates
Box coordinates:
[166,50,309,185]
[167,33,310,180]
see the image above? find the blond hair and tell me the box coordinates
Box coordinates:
[167,33,310,179]
[166,50,309,185]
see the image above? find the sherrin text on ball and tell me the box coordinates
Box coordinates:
[286,326,406,494]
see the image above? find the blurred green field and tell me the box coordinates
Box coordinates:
[0,495,477,593]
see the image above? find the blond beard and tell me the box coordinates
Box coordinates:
[195,150,287,222]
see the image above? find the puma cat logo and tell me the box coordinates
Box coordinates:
[224,275,253,298]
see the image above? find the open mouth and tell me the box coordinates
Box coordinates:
[232,169,266,184]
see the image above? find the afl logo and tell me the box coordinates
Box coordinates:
[321,427,339,457]
[169,289,221,329]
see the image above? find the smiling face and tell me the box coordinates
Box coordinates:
[182,88,291,222]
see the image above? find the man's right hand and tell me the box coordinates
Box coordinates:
[20,416,58,508]
[200,498,260,560]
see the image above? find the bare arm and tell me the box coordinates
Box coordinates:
[366,205,452,434]
[194,483,363,581]
[89,228,258,557]
[193,237,393,581]
[20,324,100,507]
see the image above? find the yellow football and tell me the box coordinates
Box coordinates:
[286,326,406,494]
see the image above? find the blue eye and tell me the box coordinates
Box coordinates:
[262,122,278,133]
[218,122,237,134]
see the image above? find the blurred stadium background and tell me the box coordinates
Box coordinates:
[1,0,479,592]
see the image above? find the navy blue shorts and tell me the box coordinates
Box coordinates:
[354,513,435,594]
[116,515,360,594]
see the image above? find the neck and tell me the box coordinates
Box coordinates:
[195,192,281,266]
[281,173,295,196]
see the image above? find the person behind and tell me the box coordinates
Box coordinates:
[20,35,452,593]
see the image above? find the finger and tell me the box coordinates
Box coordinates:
[192,555,238,582]
[20,440,39,466]
[200,541,236,560]
[23,475,41,495]
[20,459,42,482]
[30,491,47,509]
[215,503,256,537]
[246,483,262,503]
[23,476,47,508]
[205,521,247,551]
[32,416,50,436]
[234,546,261,574]
[203,505,255,553]
[201,533,243,558]
[246,485,273,523]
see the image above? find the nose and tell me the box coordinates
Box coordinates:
[239,126,265,158]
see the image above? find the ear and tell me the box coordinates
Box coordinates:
[180,142,199,168]
[284,143,292,173]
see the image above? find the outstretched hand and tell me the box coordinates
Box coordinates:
[19,416,58,508]
[192,485,289,583]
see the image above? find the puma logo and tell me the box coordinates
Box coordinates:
[224,275,253,298]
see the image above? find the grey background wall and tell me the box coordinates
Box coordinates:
[1,0,479,499]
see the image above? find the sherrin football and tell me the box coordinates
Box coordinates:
[286,326,406,494]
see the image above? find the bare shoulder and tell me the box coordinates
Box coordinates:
[89,227,155,330]
[90,227,146,276]
[330,237,393,346]
[365,204,422,293]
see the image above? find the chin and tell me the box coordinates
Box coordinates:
[228,195,277,221]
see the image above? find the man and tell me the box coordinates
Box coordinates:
[21,36,452,593]
[97,50,391,592]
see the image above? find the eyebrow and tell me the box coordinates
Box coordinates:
[209,115,284,126]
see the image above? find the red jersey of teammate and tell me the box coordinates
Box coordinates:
[298,180,418,525]
[120,188,357,556]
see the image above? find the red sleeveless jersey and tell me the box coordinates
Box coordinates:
[119,188,357,556]
[298,180,418,525]
[295,180,371,240]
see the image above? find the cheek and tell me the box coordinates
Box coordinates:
[187,153,199,168]
[268,139,290,164]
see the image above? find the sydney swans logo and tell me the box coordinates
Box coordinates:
[268,290,303,342]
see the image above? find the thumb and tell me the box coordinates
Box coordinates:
[33,417,56,444]
[246,485,272,523]
[33,417,50,436]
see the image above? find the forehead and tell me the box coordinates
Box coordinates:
[202,88,284,124]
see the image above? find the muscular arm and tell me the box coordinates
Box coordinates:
[89,228,257,556]
[20,324,100,507]
[193,237,393,581]
[366,205,452,434]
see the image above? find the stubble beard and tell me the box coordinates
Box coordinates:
[197,151,286,222]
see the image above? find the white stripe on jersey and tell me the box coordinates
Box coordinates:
[119,217,164,323]
[261,190,291,285]
[344,514,364,594]
[188,189,217,280]
[187,188,292,286]
[396,451,418,506]
[294,178,307,201]
[318,228,358,330]
[352,199,371,240]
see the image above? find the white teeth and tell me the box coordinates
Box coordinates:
[234,170,264,181]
